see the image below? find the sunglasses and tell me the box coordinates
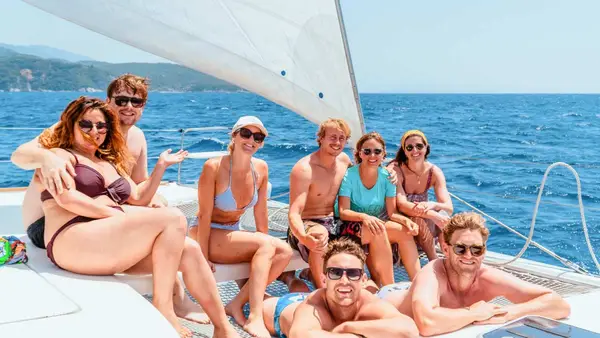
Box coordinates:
[451,243,486,257]
[405,143,425,152]
[238,127,266,143]
[113,96,145,108]
[361,148,383,156]
[326,267,363,281]
[78,120,109,134]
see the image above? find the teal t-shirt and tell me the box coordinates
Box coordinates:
[338,165,396,216]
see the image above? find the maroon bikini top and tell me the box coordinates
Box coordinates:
[41,149,131,205]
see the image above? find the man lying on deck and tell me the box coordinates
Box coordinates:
[10,74,211,325]
[288,238,419,338]
[379,211,571,336]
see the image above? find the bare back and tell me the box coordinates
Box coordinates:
[294,152,351,219]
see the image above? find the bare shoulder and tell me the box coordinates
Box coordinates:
[129,125,147,141]
[202,156,223,173]
[338,152,352,166]
[415,259,445,287]
[291,155,313,176]
[251,157,268,171]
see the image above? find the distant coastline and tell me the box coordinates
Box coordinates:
[0,44,238,93]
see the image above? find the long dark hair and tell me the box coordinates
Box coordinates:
[354,132,386,164]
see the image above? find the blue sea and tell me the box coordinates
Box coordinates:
[0,92,598,274]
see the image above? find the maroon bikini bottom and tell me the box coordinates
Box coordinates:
[46,206,124,269]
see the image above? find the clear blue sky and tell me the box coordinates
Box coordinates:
[2,0,600,93]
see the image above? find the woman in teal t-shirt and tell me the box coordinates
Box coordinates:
[338,132,421,285]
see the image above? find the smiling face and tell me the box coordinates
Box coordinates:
[358,138,385,167]
[322,253,366,307]
[232,125,264,154]
[443,229,486,276]
[107,88,145,127]
[73,108,108,152]
[403,135,428,163]
[319,126,348,156]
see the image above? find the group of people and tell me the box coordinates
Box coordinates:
[12,73,571,338]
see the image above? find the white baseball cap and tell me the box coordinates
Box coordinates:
[232,116,268,137]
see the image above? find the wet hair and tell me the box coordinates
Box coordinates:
[106,73,149,101]
[316,118,351,146]
[394,134,430,165]
[38,96,133,175]
[443,212,490,245]
[353,131,386,164]
[323,238,366,268]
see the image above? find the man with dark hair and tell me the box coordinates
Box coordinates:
[288,238,418,338]
[380,211,571,336]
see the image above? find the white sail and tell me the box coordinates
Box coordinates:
[22,0,365,139]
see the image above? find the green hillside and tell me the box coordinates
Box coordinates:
[0,48,238,92]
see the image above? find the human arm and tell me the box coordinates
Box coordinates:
[194,160,218,270]
[253,160,269,234]
[40,149,123,219]
[411,262,506,336]
[431,165,453,214]
[473,268,570,325]
[127,148,187,206]
[332,299,419,338]
[288,292,356,338]
[386,196,419,236]
[395,173,448,227]
[288,162,327,253]
[11,123,76,195]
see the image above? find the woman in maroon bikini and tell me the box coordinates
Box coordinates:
[31,97,239,338]
[388,130,453,261]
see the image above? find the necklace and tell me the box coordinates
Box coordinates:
[404,163,426,184]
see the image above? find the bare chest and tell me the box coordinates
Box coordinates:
[307,165,346,200]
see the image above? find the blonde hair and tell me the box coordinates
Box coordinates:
[316,118,351,146]
[443,212,490,244]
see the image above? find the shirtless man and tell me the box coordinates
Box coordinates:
[381,211,571,336]
[288,238,418,338]
[10,74,209,325]
[286,118,352,288]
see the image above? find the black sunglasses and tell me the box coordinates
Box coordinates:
[238,127,266,143]
[326,267,363,281]
[361,148,383,156]
[405,143,425,152]
[78,120,109,134]
[451,243,486,257]
[113,96,145,108]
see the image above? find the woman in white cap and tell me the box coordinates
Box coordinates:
[191,116,293,338]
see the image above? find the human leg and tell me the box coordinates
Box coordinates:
[412,216,437,260]
[51,207,189,336]
[385,221,421,280]
[210,229,292,337]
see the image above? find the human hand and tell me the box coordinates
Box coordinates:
[302,232,328,254]
[40,152,76,195]
[157,149,189,167]
[385,162,399,185]
[468,301,508,322]
[432,211,450,229]
[362,215,385,235]
[207,260,216,273]
[405,219,419,236]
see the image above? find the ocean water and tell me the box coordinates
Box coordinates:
[0,92,598,273]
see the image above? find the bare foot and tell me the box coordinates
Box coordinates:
[213,325,242,338]
[243,316,271,338]
[155,303,191,338]
[174,294,211,324]
[224,301,247,327]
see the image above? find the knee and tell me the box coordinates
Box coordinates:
[275,240,293,261]
[180,238,204,269]
[164,207,187,233]
[256,234,277,257]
